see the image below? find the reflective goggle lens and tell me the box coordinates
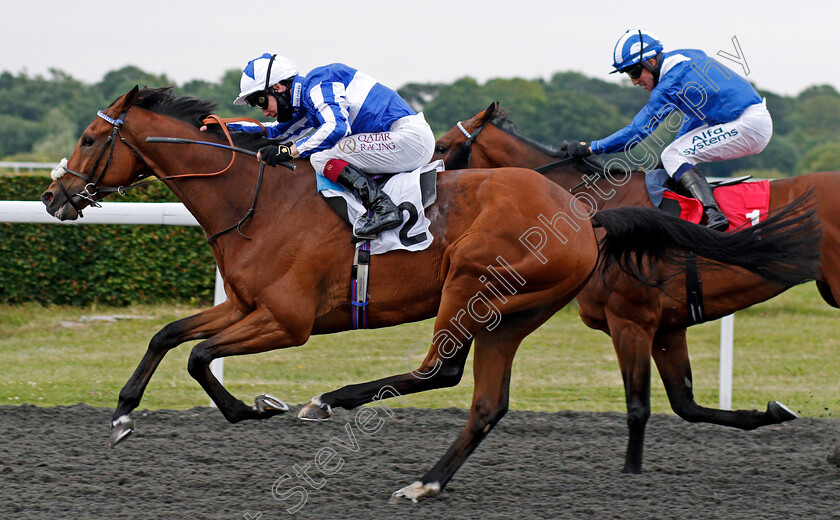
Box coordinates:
[623,64,644,80]
[245,91,270,109]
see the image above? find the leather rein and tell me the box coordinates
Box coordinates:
[453,118,603,192]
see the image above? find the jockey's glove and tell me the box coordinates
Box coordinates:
[258,143,294,166]
[566,141,592,158]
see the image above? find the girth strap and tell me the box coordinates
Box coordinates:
[351,240,371,329]
[685,252,705,324]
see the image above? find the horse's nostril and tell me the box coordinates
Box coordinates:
[41,191,54,205]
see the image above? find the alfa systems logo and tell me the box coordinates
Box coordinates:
[681,126,740,156]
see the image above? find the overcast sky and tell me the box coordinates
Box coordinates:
[4,0,839,99]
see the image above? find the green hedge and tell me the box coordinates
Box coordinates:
[1,176,215,306]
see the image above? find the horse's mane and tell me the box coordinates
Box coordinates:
[489,109,571,159]
[131,87,271,151]
[488,108,642,176]
[134,87,215,127]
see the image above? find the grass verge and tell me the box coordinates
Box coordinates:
[1,283,837,417]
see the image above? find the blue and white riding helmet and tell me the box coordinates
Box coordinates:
[233,53,299,105]
[610,29,663,74]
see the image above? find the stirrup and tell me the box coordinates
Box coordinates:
[705,209,729,231]
[351,214,377,242]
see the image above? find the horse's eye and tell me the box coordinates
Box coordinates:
[435,144,447,154]
[81,136,95,147]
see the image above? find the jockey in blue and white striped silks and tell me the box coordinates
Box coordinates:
[229,54,434,239]
[229,56,434,179]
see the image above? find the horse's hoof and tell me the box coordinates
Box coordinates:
[297,396,332,421]
[110,415,134,448]
[389,481,441,503]
[767,401,797,423]
[255,394,290,416]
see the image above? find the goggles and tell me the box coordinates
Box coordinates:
[245,90,271,110]
[623,63,644,80]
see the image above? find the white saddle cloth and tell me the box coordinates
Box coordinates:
[317,160,443,255]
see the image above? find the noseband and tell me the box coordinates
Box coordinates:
[52,109,151,215]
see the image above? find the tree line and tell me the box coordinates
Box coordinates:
[2,66,839,177]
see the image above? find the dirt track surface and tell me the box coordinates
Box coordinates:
[1,404,838,520]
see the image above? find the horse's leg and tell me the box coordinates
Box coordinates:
[394,304,563,502]
[607,312,656,475]
[814,245,840,307]
[297,298,476,420]
[186,305,309,423]
[652,328,797,429]
[815,279,840,308]
[110,299,246,446]
[391,308,554,502]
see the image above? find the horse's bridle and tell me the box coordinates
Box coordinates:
[452,120,487,169]
[52,108,152,215]
[52,104,273,244]
[51,108,248,218]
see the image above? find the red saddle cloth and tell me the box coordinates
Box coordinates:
[661,180,770,231]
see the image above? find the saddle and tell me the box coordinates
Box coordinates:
[645,169,769,230]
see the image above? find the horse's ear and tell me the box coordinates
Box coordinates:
[483,101,499,122]
[124,85,140,106]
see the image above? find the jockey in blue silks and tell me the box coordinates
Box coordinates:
[566,30,773,231]
[227,53,435,238]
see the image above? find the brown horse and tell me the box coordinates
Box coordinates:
[433,101,834,474]
[40,88,820,500]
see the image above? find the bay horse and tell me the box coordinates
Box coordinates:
[40,88,820,501]
[433,101,834,474]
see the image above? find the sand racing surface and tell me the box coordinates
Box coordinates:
[1,404,838,519]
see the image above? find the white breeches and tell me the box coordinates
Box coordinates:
[309,113,435,176]
[661,99,773,176]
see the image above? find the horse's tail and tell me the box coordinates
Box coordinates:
[591,190,822,288]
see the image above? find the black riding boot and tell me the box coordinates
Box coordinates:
[336,164,402,238]
[678,168,729,231]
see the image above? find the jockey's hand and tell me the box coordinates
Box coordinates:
[566,141,592,158]
[257,143,294,166]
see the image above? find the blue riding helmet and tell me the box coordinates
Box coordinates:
[610,29,663,73]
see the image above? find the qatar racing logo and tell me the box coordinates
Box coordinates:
[337,133,398,154]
